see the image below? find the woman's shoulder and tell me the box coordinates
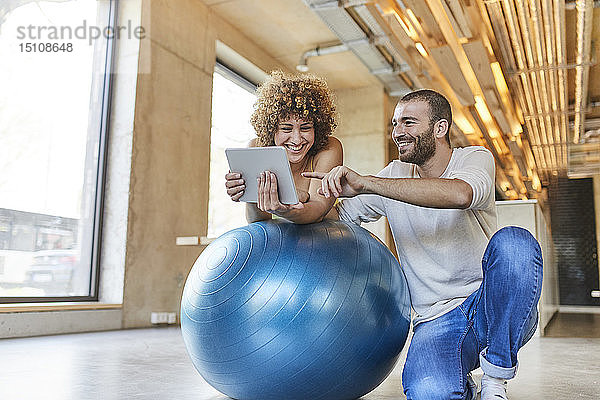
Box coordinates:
[248,138,260,147]
[316,136,343,155]
[312,136,343,170]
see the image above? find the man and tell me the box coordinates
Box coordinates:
[303,89,542,400]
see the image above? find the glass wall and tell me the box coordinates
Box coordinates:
[0,0,115,300]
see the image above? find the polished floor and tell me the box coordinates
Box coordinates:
[0,321,599,400]
[544,312,600,338]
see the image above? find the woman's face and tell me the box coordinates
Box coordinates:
[274,116,315,164]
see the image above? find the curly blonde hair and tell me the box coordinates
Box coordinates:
[251,71,338,157]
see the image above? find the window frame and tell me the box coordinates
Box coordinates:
[0,0,118,304]
[214,60,258,95]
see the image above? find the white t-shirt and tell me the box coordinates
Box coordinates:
[337,146,497,325]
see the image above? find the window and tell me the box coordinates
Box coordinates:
[207,63,258,239]
[0,0,116,301]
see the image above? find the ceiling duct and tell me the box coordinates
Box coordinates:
[303,0,412,96]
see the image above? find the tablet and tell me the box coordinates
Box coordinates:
[225,146,299,204]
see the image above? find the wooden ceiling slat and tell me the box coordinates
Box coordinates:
[429,45,474,106]
[402,0,446,45]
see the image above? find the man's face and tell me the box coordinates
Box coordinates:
[391,101,436,166]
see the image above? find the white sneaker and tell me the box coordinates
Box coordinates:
[466,372,478,400]
[481,374,508,400]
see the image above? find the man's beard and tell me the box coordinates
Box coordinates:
[398,125,436,166]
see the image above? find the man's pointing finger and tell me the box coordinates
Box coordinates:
[301,172,326,180]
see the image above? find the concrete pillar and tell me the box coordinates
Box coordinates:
[123,0,213,328]
[121,0,288,328]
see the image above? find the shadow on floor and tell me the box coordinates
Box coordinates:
[544,313,600,338]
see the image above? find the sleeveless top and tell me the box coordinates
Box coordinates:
[271,156,314,220]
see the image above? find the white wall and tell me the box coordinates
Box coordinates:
[496,200,559,335]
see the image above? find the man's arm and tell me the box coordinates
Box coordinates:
[304,166,473,209]
[362,175,472,209]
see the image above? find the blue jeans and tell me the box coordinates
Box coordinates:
[402,226,543,400]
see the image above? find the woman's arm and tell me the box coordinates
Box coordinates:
[257,137,343,224]
[245,202,272,223]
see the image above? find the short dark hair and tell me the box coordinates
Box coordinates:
[400,89,452,145]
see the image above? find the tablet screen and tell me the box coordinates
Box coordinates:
[225,147,299,204]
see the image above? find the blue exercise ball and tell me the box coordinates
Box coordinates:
[181,220,410,400]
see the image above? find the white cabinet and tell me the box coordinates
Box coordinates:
[496,200,559,336]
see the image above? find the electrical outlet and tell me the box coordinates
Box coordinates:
[158,312,168,323]
[151,312,169,324]
[176,236,199,246]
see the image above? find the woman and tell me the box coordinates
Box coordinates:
[225,71,342,224]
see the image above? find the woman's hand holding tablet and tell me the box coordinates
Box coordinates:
[225,147,299,205]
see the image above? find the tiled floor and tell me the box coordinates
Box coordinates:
[0,322,599,399]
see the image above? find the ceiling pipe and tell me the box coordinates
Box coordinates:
[482,0,547,183]
[565,0,600,9]
[513,0,554,173]
[555,0,569,169]
[296,42,353,72]
[529,0,558,172]
[497,0,549,180]
[573,0,593,143]
[541,0,564,169]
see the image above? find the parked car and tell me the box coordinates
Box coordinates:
[24,249,79,291]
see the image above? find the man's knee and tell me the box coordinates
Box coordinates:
[403,367,467,400]
[490,226,538,252]
[487,226,541,266]
[403,377,461,400]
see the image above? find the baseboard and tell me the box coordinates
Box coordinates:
[559,305,600,314]
[0,308,123,338]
